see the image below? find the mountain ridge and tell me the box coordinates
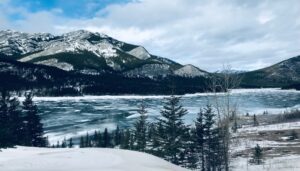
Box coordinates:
[0,29,206,79]
[1,29,300,93]
[240,55,300,88]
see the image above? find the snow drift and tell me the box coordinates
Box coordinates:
[0,146,188,171]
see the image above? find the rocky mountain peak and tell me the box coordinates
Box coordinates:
[0,29,208,79]
[174,64,207,78]
[128,46,151,60]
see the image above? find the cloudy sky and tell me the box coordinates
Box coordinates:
[0,0,300,71]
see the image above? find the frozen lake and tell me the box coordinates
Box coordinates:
[30,88,300,143]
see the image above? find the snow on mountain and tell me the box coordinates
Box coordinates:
[124,63,172,78]
[0,30,57,57]
[35,59,74,71]
[0,30,208,78]
[127,46,151,60]
[174,64,207,78]
[19,31,118,63]
[0,147,189,171]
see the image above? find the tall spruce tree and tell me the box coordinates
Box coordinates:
[61,138,67,148]
[120,129,130,149]
[23,92,45,147]
[103,128,111,148]
[80,136,85,148]
[8,96,24,146]
[85,132,91,147]
[68,138,73,148]
[92,130,99,147]
[148,122,164,157]
[129,132,135,150]
[203,105,215,170]
[202,105,224,170]
[133,101,148,151]
[97,131,103,147]
[114,126,121,146]
[195,108,206,170]
[0,90,12,148]
[182,128,198,169]
[155,95,189,165]
[253,114,259,126]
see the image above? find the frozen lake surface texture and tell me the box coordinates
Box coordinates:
[29,89,300,143]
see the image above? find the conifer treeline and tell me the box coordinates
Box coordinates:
[75,96,228,170]
[0,91,228,170]
[0,91,47,148]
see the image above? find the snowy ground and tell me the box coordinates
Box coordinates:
[0,147,189,171]
[232,155,300,171]
[239,121,300,133]
[231,118,300,171]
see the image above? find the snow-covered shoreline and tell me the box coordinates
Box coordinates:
[15,88,300,101]
[0,146,188,171]
[231,118,300,171]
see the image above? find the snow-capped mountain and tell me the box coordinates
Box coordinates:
[0,30,207,78]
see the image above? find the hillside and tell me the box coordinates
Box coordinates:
[0,58,208,95]
[0,30,211,95]
[240,55,300,88]
[2,29,300,91]
[0,147,188,171]
[0,30,205,79]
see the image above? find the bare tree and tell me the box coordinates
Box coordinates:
[207,64,242,171]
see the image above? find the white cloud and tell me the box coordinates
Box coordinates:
[1,0,300,71]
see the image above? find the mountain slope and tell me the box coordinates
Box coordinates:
[0,58,209,95]
[0,30,201,78]
[240,55,300,87]
[174,64,208,78]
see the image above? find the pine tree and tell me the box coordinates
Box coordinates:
[194,105,225,170]
[92,130,99,147]
[56,141,60,148]
[68,138,73,148]
[290,130,298,140]
[253,114,259,126]
[252,144,263,164]
[133,101,148,151]
[203,105,218,170]
[114,126,121,147]
[147,123,155,142]
[149,122,164,157]
[0,91,29,147]
[80,136,85,148]
[185,144,198,169]
[8,96,24,146]
[195,108,205,170]
[85,132,91,147]
[0,90,12,148]
[154,95,189,165]
[61,138,67,148]
[97,131,103,147]
[23,92,45,147]
[120,129,130,149]
[129,132,135,150]
[182,128,198,169]
[103,128,111,148]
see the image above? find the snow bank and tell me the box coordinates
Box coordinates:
[239,121,300,133]
[0,146,188,171]
[15,88,299,101]
[231,155,300,171]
